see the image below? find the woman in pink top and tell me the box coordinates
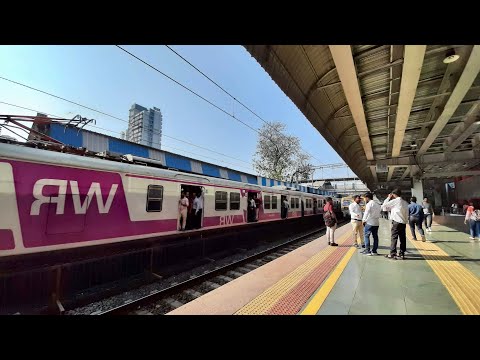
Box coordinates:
[323,197,338,247]
[464,201,479,240]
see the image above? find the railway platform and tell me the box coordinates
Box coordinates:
[168,217,480,315]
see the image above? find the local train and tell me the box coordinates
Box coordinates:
[341,195,365,217]
[0,141,341,258]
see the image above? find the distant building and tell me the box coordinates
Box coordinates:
[126,103,162,150]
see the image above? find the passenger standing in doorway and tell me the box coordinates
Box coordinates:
[194,193,203,229]
[408,197,426,242]
[178,192,189,231]
[190,192,197,229]
[349,195,364,248]
[254,193,262,221]
[422,197,433,232]
[361,192,381,255]
[324,197,338,246]
[382,189,409,260]
[283,198,290,219]
[249,196,256,222]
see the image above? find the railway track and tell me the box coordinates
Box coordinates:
[94,221,346,315]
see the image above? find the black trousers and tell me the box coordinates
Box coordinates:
[390,221,407,256]
[195,209,202,229]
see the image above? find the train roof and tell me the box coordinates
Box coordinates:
[0,141,329,197]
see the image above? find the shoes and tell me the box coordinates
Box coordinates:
[353,243,359,248]
[370,251,378,256]
[359,249,370,255]
[330,242,338,247]
[385,254,396,260]
[469,237,475,240]
[397,253,405,260]
[421,236,426,242]
[412,238,417,241]
[361,244,365,248]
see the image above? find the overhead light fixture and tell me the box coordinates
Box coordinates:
[443,49,460,64]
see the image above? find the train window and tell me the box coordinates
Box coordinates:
[215,191,228,210]
[295,198,299,208]
[271,196,278,209]
[307,199,312,208]
[264,195,271,209]
[230,192,240,210]
[291,198,295,209]
[146,185,163,212]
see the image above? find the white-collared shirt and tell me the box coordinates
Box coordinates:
[193,196,203,211]
[349,202,363,221]
[382,197,408,224]
[362,200,381,226]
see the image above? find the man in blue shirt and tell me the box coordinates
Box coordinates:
[408,196,426,242]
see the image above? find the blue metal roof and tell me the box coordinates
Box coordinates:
[45,124,339,196]
[165,153,191,172]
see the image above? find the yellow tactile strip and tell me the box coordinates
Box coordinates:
[235,231,351,315]
[408,228,480,315]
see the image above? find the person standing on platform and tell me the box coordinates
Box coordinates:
[360,192,381,255]
[464,201,480,240]
[349,195,364,248]
[408,197,426,242]
[323,197,338,246]
[382,189,409,260]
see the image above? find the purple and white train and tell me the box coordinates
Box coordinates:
[0,142,341,258]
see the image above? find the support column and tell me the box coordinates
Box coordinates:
[411,178,424,201]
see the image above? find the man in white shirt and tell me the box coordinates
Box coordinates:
[348,195,363,248]
[360,192,382,255]
[381,188,409,259]
[193,193,203,229]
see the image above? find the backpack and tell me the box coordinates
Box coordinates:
[323,210,337,227]
[471,209,480,221]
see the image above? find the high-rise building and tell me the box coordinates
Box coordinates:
[126,103,162,149]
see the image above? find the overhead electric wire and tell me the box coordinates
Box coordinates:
[0,81,255,167]
[0,101,256,172]
[164,45,323,164]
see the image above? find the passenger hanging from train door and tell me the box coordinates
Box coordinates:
[282,196,290,219]
[248,193,256,222]
[189,191,197,229]
[178,191,189,231]
[193,192,203,229]
[254,192,262,222]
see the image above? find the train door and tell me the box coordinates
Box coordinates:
[301,196,305,217]
[180,184,203,230]
[281,195,288,219]
[313,198,317,214]
[247,191,257,223]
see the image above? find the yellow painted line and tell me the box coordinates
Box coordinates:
[300,246,357,315]
[235,230,351,315]
[409,229,480,315]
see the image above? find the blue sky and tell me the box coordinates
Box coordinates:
[0,45,354,179]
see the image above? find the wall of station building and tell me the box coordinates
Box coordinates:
[47,124,337,196]
[455,176,480,200]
